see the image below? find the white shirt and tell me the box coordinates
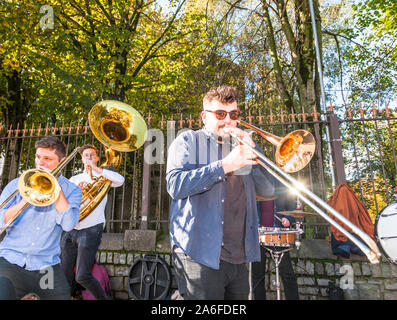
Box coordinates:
[69,168,125,230]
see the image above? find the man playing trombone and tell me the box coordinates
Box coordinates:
[166,85,275,300]
[0,137,82,300]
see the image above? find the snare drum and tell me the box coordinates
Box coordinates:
[375,201,397,264]
[259,227,297,247]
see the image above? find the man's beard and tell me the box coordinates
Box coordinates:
[205,125,233,144]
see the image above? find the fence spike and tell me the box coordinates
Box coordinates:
[345,105,353,120]
[178,113,185,129]
[160,114,166,130]
[188,114,194,128]
[371,103,378,118]
[267,109,274,123]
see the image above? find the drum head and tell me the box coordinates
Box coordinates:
[375,201,397,264]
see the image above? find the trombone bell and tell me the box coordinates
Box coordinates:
[237,120,316,173]
[18,169,61,207]
[276,130,316,173]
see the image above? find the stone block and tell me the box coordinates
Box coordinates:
[110,277,124,291]
[352,263,361,276]
[361,263,371,276]
[120,253,127,265]
[100,252,107,264]
[306,261,314,275]
[298,287,319,295]
[389,263,397,277]
[115,266,129,277]
[317,278,331,287]
[315,262,324,275]
[325,262,335,276]
[384,291,397,300]
[381,263,392,278]
[296,239,335,260]
[115,291,129,300]
[113,252,120,264]
[105,265,115,277]
[295,260,306,275]
[370,263,382,278]
[107,252,113,263]
[344,288,359,300]
[357,283,381,300]
[127,253,134,265]
[124,230,157,251]
[99,233,124,250]
[384,280,397,290]
[297,277,314,286]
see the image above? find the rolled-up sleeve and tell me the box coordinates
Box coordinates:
[55,185,82,232]
[0,179,20,230]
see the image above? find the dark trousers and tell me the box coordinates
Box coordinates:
[60,223,110,300]
[0,257,70,300]
[251,245,299,300]
[172,250,249,300]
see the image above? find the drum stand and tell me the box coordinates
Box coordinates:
[264,246,294,300]
[264,223,303,301]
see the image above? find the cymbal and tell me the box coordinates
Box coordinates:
[256,194,277,201]
[277,210,317,218]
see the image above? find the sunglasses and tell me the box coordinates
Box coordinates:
[205,109,241,120]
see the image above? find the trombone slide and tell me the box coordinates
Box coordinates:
[231,133,381,264]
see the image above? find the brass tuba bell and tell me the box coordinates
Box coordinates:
[78,100,147,222]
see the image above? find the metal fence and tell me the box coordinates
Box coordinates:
[0,105,395,239]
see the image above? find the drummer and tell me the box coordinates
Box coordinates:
[252,180,299,300]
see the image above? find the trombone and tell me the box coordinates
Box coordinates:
[233,119,381,264]
[0,148,80,237]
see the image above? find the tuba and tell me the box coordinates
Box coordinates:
[77,100,147,222]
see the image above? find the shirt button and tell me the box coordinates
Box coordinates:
[221,199,224,203]
[31,243,35,246]
[219,176,222,180]
[221,221,224,225]
[222,242,224,246]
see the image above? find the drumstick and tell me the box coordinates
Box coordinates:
[274,215,283,223]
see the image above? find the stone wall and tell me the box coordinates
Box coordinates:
[96,231,397,300]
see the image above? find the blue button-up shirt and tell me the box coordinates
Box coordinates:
[166,129,275,269]
[0,175,82,271]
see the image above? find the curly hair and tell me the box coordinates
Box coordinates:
[203,85,239,107]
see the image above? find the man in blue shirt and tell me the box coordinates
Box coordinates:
[166,85,275,300]
[0,137,82,300]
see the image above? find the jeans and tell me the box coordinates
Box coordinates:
[0,257,70,300]
[251,246,299,300]
[60,223,110,300]
[172,249,249,300]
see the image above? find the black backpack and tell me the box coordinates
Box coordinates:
[327,281,345,300]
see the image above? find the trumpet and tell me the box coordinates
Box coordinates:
[233,120,381,264]
[0,148,80,237]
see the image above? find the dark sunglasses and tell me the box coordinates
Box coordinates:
[205,109,241,120]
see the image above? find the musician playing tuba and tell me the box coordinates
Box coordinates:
[60,144,124,300]
[0,137,83,300]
